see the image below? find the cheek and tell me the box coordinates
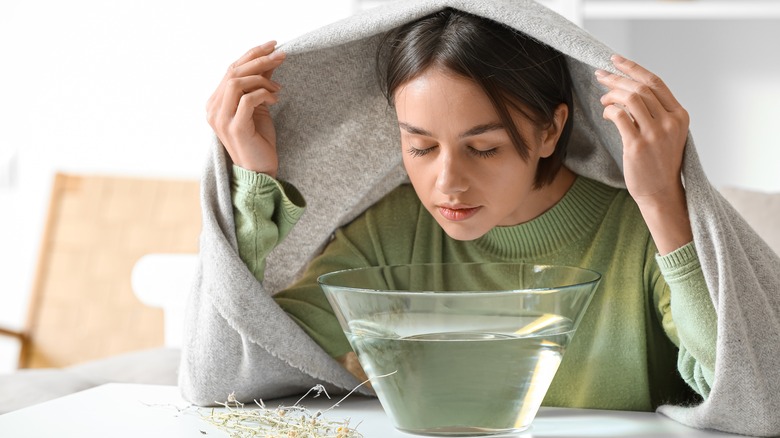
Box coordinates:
[402,153,429,181]
[481,156,537,190]
[401,153,414,177]
[403,156,427,186]
[402,154,424,189]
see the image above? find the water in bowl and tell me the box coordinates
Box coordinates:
[347,312,573,436]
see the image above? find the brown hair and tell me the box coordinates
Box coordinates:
[377,8,574,188]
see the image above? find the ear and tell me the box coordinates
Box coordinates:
[539,103,569,158]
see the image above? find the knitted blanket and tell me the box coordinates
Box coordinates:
[182,1,780,435]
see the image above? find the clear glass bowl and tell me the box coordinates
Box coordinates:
[319,263,601,436]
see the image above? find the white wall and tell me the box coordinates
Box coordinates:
[585,18,780,192]
[0,0,354,372]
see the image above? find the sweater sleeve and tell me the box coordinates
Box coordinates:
[231,167,383,358]
[653,241,718,398]
[273,185,421,358]
[231,180,418,362]
[232,165,306,282]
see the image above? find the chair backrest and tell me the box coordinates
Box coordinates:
[720,187,780,256]
[19,173,200,368]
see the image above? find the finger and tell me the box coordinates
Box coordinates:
[234,88,279,125]
[220,76,281,119]
[610,55,682,112]
[599,88,653,126]
[263,59,282,81]
[210,68,281,112]
[232,41,277,68]
[595,69,666,119]
[231,50,286,79]
[603,103,639,139]
[225,75,281,96]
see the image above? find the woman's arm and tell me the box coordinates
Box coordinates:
[652,242,718,398]
[598,57,718,396]
[596,55,692,255]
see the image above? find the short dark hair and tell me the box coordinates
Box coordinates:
[377,8,574,189]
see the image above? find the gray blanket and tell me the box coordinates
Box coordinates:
[180,0,780,436]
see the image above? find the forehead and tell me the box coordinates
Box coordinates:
[395,68,484,100]
[393,68,500,125]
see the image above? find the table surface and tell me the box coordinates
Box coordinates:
[0,383,742,437]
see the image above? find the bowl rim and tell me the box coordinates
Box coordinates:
[317,262,602,296]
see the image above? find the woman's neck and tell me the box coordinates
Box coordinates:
[526,166,577,222]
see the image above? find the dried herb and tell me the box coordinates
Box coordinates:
[202,372,395,438]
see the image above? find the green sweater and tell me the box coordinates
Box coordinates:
[232,166,717,412]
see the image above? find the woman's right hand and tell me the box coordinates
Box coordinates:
[207,41,285,178]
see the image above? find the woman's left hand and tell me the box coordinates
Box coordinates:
[596,55,690,205]
[596,55,693,254]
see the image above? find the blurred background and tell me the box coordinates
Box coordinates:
[1,0,778,373]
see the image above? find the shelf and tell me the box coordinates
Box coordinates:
[584,1,780,20]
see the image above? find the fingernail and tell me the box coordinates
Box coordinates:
[612,54,626,64]
[268,50,286,60]
[271,81,282,90]
[595,69,608,78]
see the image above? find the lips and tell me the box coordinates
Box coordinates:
[437,205,482,221]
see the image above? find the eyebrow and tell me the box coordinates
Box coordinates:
[398,122,505,139]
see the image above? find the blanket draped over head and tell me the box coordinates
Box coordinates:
[184,0,780,436]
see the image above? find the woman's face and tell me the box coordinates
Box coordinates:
[394,68,563,241]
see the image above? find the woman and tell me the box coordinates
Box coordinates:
[182,2,780,436]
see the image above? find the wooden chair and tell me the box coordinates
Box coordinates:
[0,173,201,369]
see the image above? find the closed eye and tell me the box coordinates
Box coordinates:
[406,145,437,158]
[468,147,499,159]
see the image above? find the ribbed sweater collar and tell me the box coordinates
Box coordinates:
[474,177,618,259]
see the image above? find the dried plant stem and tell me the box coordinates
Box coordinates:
[201,371,397,438]
[324,370,397,413]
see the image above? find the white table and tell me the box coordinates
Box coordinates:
[0,383,742,437]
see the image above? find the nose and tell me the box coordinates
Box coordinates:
[435,151,469,195]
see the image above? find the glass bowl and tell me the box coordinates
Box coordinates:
[318,262,601,436]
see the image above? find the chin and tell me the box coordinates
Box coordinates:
[439,222,490,242]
